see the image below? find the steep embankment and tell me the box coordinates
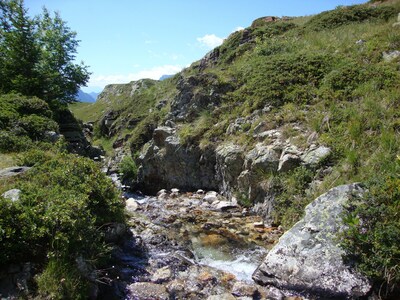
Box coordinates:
[71,1,400,298]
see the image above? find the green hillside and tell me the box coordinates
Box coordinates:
[70,1,400,295]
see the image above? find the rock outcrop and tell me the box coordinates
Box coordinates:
[253,183,372,298]
[169,74,233,122]
[137,127,217,194]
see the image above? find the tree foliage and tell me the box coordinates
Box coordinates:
[0,0,90,103]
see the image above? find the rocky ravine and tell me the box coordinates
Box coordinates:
[101,188,288,300]
[136,125,331,224]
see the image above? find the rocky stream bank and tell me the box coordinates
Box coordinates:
[100,183,293,300]
[99,172,372,300]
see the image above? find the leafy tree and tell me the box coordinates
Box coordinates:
[0,0,41,96]
[37,8,90,103]
[0,0,90,103]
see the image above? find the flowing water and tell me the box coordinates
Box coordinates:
[106,173,278,298]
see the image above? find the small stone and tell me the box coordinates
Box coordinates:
[2,189,21,202]
[232,281,260,297]
[355,39,366,45]
[158,192,169,200]
[127,282,168,300]
[151,266,172,283]
[383,50,400,62]
[157,189,168,196]
[253,221,264,228]
[265,286,284,300]
[196,189,205,195]
[203,193,218,203]
[171,188,180,194]
[126,198,139,212]
[207,293,236,300]
[213,201,238,211]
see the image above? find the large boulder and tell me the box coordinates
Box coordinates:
[137,130,218,194]
[0,167,30,179]
[215,143,244,199]
[301,145,331,168]
[245,143,281,173]
[253,183,371,298]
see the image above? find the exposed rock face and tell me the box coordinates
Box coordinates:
[169,74,232,121]
[253,183,372,298]
[301,145,331,168]
[215,143,244,199]
[137,127,218,194]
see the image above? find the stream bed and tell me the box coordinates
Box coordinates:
[102,173,296,299]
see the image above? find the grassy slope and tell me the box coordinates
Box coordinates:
[70,1,400,204]
[68,102,97,123]
[69,1,400,293]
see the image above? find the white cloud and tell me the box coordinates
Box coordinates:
[87,65,183,89]
[233,26,245,32]
[197,34,224,49]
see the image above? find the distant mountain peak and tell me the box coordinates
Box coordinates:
[76,89,97,102]
[159,74,173,81]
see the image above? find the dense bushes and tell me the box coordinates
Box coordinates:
[341,158,400,297]
[119,155,138,182]
[232,52,332,110]
[0,94,58,152]
[0,154,124,297]
[305,5,396,31]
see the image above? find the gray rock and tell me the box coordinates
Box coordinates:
[278,153,301,172]
[153,126,175,147]
[44,130,61,143]
[207,293,236,300]
[151,266,172,283]
[383,50,400,62]
[126,198,139,212]
[216,143,244,199]
[127,282,169,300]
[1,189,21,202]
[203,191,219,204]
[0,166,31,179]
[253,183,371,298]
[265,286,284,300]
[212,200,238,211]
[137,132,218,194]
[246,143,280,172]
[232,281,259,297]
[301,145,331,168]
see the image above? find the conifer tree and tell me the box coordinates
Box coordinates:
[37,8,90,103]
[0,0,40,96]
[0,0,90,103]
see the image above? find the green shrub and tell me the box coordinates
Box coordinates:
[272,167,314,228]
[36,258,89,300]
[16,148,56,166]
[119,155,138,181]
[0,131,32,152]
[305,5,396,31]
[233,52,332,110]
[341,158,400,298]
[178,110,213,146]
[129,114,159,153]
[252,22,297,39]
[17,114,58,140]
[0,154,125,297]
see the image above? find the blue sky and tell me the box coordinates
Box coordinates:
[25,0,368,92]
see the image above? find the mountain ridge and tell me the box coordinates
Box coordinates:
[69,1,400,297]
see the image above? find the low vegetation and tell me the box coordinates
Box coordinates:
[0,1,126,298]
[45,0,400,298]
